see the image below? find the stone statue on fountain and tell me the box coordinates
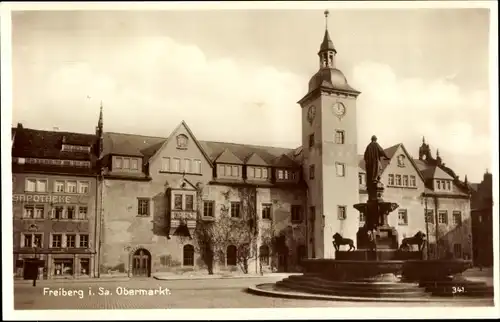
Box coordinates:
[354,135,399,253]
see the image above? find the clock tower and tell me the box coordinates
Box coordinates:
[298,10,361,259]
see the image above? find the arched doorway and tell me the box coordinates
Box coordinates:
[131,248,151,277]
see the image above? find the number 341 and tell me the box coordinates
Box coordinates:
[452,286,465,294]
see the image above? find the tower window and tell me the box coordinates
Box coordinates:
[308,134,315,148]
[337,206,346,220]
[309,165,315,180]
[334,130,345,144]
[335,163,345,177]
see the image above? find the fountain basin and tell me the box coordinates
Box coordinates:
[402,259,473,282]
[335,249,421,261]
[302,259,405,281]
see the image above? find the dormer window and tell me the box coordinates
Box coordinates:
[397,154,406,167]
[176,134,188,149]
[435,179,452,191]
[61,144,91,153]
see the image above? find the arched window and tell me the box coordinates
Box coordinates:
[297,245,307,265]
[226,245,237,266]
[183,244,194,266]
[259,245,270,266]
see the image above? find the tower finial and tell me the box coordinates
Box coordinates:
[324,9,329,30]
[422,136,426,144]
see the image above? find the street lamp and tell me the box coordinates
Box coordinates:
[421,194,430,259]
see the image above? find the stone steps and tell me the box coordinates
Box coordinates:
[277,276,429,298]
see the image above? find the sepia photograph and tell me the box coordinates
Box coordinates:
[1,1,498,320]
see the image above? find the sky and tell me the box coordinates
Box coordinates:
[10,6,493,183]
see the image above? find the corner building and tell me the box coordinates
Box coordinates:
[98,23,473,277]
[12,122,101,279]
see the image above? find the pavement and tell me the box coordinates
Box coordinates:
[11,276,494,312]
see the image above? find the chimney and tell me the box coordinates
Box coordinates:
[17,123,23,129]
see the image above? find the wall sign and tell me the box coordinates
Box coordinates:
[13,194,73,204]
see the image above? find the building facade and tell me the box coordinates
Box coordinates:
[12,18,475,279]
[12,120,101,280]
[470,171,493,267]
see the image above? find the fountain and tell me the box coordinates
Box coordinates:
[248,136,493,302]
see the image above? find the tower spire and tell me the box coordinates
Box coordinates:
[98,101,103,128]
[318,10,336,69]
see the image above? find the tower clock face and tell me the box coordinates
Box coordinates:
[307,105,316,124]
[332,102,346,117]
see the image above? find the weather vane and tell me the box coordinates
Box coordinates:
[324,9,329,30]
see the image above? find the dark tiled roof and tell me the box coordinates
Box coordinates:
[12,163,99,176]
[11,127,97,161]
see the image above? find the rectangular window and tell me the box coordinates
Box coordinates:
[262,203,272,220]
[410,175,416,187]
[79,235,89,248]
[291,171,297,180]
[78,181,89,194]
[425,209,434,224]
[446,181,451,191]
[334,130,345,144]
[80,258,90,275]
[388,174,395,185]
[115,157,122,169]
[453,243,462,258]
[247,167,255,178]
[438,210,448,224]
[123,158,130,169]
[34,205,44,219]
[131,159,138,170]
[203,201,214,217]
[255,168,262,178]
[193,160,201,174]
[358,174,364,185]
[262,168,268,179]
[403,175,409,187]
[230,202,241,218]
[138,198,150,216]
[309,165,315,180]
[36,180,47,192]
[185,195,194,211]
[278,169,284,180]
[309,134,314,148]
[231,166,239,177]
[55,181,65,193]
[24,234,33,248]
[452,211,462,226]
[51,206,64,220]
[225,165,232,176]
[284,170,289,180]
[23,205,34,219]
[336,163,345,177]
[66,234,76,248]
[67,206,76,220]
[53,258,73,276]
[78,206,88,219]
[174,194,183,210]
[173,158,180,172]
[184,159,191,173]
[337,206,346,220]
[25,179,36,192]
[162,157,170,171]
[218,164,225,176]
[51,234,62,248]
[398,209,408,225]
[437,180,441,190]
[66,181,77,193]
[395,175,402,186]
[291,205,302,222]
[34,234,42,248]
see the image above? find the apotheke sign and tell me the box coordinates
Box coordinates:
[13,194,73,203]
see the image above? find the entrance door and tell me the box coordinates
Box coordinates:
[278,246,289,272]
[132,249,151,277]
